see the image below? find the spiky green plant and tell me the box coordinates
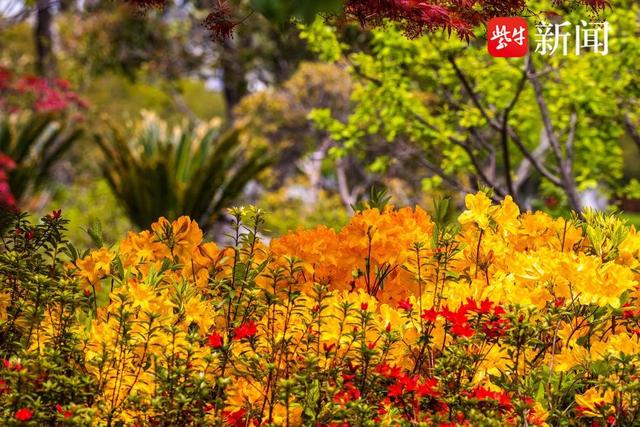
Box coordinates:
[0,113,82,202]
[96,113,271,230]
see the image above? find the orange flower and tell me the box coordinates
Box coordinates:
[75,247,115,290]
[152,216,203,259]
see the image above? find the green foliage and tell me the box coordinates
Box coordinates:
[352,185,391,212]
[83,74,226,123]
[302,0,640,208]
[298,18,347,62]
[0,212,96,425]
[251,0,343,26]
[0,113,82,203]
[582,208,628,261]
[235,61,351,183]
[96,113,272,230]
[40,179,132,247]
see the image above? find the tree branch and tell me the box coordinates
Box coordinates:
[527,59,582,212]
[565,111,577,175]
[449,55,564,190]
[623,114,640,152]
[500,59,529,200]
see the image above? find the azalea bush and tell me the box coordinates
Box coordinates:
[3,193,640,425]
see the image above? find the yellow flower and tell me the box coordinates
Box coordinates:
[128,282,155,313]
[75,247,115,289]
[458,192,493,229]
[182,296,214,333]
[575,387,614,417]
[225,377,263,409]
[494,195,520,235]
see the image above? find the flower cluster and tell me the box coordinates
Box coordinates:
[0,67,86,113]
[3,194,640,425]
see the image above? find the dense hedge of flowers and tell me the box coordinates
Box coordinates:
[3,193,640,426]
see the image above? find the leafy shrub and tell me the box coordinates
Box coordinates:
[95,113,271,231]
[41,178,132,249]
[0,210,95,425]
[0,68,85,214]
[4,194,640,425]
[0,113,83,204]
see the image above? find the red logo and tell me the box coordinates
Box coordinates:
[487,17,529,57]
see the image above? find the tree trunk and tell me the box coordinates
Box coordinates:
[34,0,57,78]
[220,38,247,123]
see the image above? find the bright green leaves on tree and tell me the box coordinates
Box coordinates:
[301,0,640,210]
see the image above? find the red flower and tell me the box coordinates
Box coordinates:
[223,408,247,427]
[444,308,474,338]
[51,209,62,220]
[55,79,71,90]
[207,332,223,348]
[470,386,513,411]
[360,302,368,311]
[483,317,510,338]
[203,1,239,41]
[56,404,73,419]
[398,298,413,311]
[478,299,494,314]
[233,321,257,340]
[416,377,440,398]
[462,298,478,312]
[0,67,11,89]
[15,408,33,422]
[334,381,361,404]
[2,359,22,371]
[387,382,405,398]
[421,308,438,322]
[451,321,474,338]
[376,362,402,379]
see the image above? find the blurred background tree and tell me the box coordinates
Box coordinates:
[96,112,271,231]
[303,0,640,214]
[1,0,639,243]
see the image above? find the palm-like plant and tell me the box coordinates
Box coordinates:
[0,113,82,202]
[96,113,271,230]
